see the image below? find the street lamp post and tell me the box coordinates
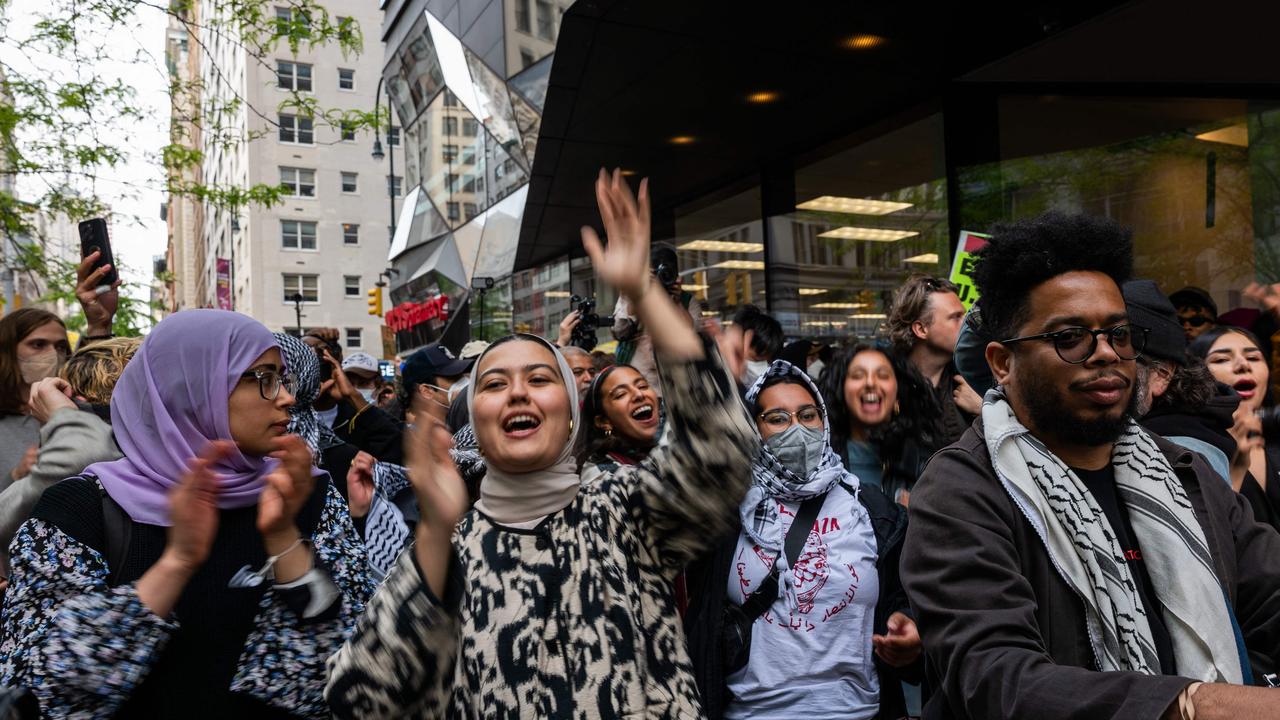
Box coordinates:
[371,77,397,242]
[290,292,304,332]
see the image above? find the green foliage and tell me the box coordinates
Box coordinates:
[12,242,159,336]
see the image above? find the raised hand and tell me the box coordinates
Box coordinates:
[321,349,363,408]
[872,611,922,668]
[580,168,651,301]
[28,376,77,424]
[76,250,121,337]
[704,319,746,383]
[166,441,233,572]
[346,451,377,519]
[556,310,582,348]
[408,420,469,596]
[257,434,315,540]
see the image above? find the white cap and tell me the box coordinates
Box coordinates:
[460,340,490,359]
[341,351,379,376]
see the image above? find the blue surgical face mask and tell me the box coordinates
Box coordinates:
[764,422,826,479]
[358,387,377,404]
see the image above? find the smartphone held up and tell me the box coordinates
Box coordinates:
[78,218,119,288]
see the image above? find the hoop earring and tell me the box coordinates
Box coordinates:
[893,401,900,416]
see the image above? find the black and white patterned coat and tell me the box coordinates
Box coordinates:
[325,349,756,718]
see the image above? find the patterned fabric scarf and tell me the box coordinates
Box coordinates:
[982,387,1243,682]
[740,360,852,611]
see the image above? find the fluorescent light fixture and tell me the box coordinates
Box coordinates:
[811,302,868,309]
[798,288,829,296]
[848,313,888,320]
[701,310,719,317]
[796,196,912,215]
[713,260,765,270]
[682,284,709,291]
[678,239,764,253]
[544,290,571,298]
[818,227,918,242]
[1195,124,1249,147]
[904,252,940,264]
[802,320,838,327]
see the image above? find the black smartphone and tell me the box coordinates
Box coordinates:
[78,218,119,286]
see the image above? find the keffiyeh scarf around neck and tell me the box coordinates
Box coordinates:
[982,387,1243,683]
[740,360,856,611]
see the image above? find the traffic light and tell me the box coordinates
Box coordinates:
[367,286,383,317]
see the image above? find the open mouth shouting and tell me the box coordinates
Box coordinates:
[630,402,657,427]
[1234,377,1259,401]
[859,391,884,415]
[502,412,543,439]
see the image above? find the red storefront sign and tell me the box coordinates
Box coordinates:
[385,295,450,332]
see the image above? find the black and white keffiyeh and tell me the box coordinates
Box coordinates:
[982,387,1243,682]
[740,360,856,610]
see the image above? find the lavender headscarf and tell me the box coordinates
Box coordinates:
[86,310,282,525]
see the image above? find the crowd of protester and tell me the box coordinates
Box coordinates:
[2,171,1280,719]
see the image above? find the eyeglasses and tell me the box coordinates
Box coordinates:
[1181,315,1214,328]
[758,404,825,430]
[1001,324,1148,365]
[240,368,297,400]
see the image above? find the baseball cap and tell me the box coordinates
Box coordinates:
[460,340,490,360]
[402,343,473,388]
[1168,286,1218,317]
[341,351,380,377]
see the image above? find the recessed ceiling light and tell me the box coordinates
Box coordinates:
[669,135,697,145]
[678,239,764,253]
[683,284,709,291]
[811,302,868,309]
[1195,124,1249,147]
[713,260,765,270]
[848,313,888,319]
[745,90,780,104]
[904,252,940,264]
[842,34,887,50]
[545,290,571,298]
[818,227,918,242]
[798,288,829,296]
[620,169,638,176]
[796,196,912,215]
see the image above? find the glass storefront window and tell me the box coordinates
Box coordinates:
[673,183,768,327]
[769,115,951,340]
[958,97,1280,314]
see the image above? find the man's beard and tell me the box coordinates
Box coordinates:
[1016,369,1138,447]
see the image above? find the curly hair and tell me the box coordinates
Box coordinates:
[884,274,960,354]
[1151,352,1217,412]
[817,343,945,462]
[60,337,143,405]
[972,211,1133,340]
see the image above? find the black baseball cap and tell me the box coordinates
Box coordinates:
[402,343,473,388]
[1168,286,1218,317]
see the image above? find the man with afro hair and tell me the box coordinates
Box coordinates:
[902,211,1280,719]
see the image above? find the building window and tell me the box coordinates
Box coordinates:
[535,0,555,40]
[278,113,313,144]
[387,175,402,196]
[520,48,536,69]
[341,171,358,193]
[462,118,479,137]
[388,127,400,146]
[445,173,459,192]
[280,166,315,197]
[443,116,458,135]
[282,273,318,302]
[463,202,478,221]
[461,146,476,165]
[442,90,458,107]
[514,0,531,32]
[343,223,359,245]
[462,174,477,192]
[446,202,460,222]
[344,275,360,297]
[338,68,355,90]
[345,328,362,349]
[442,144,459,163]
[280,220,317,250]
[340,121,356,142]
[276,60,312,91]
[274,6,310,28]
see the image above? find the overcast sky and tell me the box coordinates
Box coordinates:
[2,0,169,305]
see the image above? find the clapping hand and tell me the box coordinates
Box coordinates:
[347,451,377,519]
[257,434,315,540]
[166,441,234,572]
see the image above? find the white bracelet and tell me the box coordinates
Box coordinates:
[259,538,307,581]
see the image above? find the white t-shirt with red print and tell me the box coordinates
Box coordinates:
[725,487,880,720]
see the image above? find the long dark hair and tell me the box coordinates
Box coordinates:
[817,342,945,465]
[0,308,66,415]
[576,364,654,465]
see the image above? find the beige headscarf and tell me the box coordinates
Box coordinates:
[468,334,581,526]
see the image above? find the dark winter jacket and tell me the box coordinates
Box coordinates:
[684,483,916,720]
[903,418,1280,720]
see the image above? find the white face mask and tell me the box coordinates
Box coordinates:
[744,360,770,384]
[20,349,65,385]
[357,387,377,404]
[447,377,470,404]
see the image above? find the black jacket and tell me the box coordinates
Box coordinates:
[683,483,916,720]
[332,400,405,464]
[903,418,1280,720]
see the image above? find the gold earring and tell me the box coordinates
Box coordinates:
[894,401,900,416]
[604,427,612,437]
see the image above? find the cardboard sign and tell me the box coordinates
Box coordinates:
[949,231,990,309]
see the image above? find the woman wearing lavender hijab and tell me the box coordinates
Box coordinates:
[0,310,371,719]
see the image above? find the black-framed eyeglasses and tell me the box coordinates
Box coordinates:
[1000,324,1148,365]
[240,368,297,400]
[757,404,825,430]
